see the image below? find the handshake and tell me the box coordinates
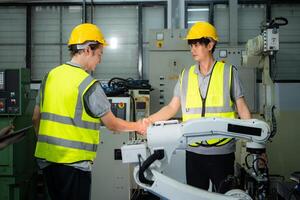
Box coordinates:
[136,118,153,136]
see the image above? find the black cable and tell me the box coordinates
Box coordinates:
[108,77,127,87]
[252,157,268,177]
[108,77,151,90]
[105,77,151,96]
[270,54,277,81]
[270,105,277,138]
[130,188,138,200]
[245,153,252,169]
[138,154,142,169]
[217,175,237,193]
[194,138,233,148]
[138,150,164,185]
[269,17,288,29]
[252,157,270,199]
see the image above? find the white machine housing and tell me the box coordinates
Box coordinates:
[121,117,270,200]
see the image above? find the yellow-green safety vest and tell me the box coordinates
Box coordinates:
[35,64,101,163]
[180,61,236,147]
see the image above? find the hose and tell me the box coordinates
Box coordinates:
[138,149,165,186]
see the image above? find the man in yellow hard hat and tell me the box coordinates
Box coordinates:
[143,21,251,192]
[32,23,145,200]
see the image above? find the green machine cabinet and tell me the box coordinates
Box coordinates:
[0,69,37,200]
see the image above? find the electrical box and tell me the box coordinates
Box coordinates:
[121,140,147,163]
[263,28,279,52]
[0,69,30,115]
[108,97,131,121]
[149,29,192,118]
[0,68,37,200]
[129,89,150,121]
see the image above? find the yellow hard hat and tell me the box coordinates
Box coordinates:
[68,23,108,46]
[185,21,219,41]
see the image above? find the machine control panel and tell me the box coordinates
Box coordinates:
[0,69,22,115]
[107,97,131,121]
[129,89,150,121]
[110,101,127,120]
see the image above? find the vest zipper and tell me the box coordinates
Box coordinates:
[199,61,217,117]
[201,97,206,117]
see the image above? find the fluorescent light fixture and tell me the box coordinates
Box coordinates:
[109,37,118,49]
[69,6,81,13]
[187,8,209,12]
[187,20,208,24]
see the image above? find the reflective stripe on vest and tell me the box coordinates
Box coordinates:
[35,64,101,163]
[38,135,98,152]
[180,62,235,147]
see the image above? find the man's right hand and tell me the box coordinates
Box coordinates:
[137,118,152,135]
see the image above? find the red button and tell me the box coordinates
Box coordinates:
[118,102,125,109]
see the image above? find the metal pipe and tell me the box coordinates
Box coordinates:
[137,4,143,79]
[82,0,86,23]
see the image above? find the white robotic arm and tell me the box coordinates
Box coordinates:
[121,117,270,200]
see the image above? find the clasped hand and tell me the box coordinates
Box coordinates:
[135,118,153,135]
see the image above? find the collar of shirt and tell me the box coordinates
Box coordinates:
[193,61,217,77]
[66,61,82,68]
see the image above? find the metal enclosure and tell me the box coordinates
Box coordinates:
[91,97,132,200]
[0,69,37,200]
[129,89,150,121]
[148,29,192,118]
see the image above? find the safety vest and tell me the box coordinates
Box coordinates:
[35,64,101,163]
[180,61,236,147]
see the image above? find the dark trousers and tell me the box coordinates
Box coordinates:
[186,151,235,193]
[43,164,91,200]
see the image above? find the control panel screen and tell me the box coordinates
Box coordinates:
[136,102,146,109]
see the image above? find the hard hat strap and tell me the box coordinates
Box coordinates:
[75,41,98,50]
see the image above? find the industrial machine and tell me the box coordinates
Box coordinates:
[242,17,288,200]
[243,17,288,129]
[121,118,270,200]
[129,18,288,199]
[101,78,151,122]
[0,68,37,200]
[92,76,152,199]
[91,97,132,200]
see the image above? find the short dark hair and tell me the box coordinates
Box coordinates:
[68,41,101,57]
[188,37,217,53]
